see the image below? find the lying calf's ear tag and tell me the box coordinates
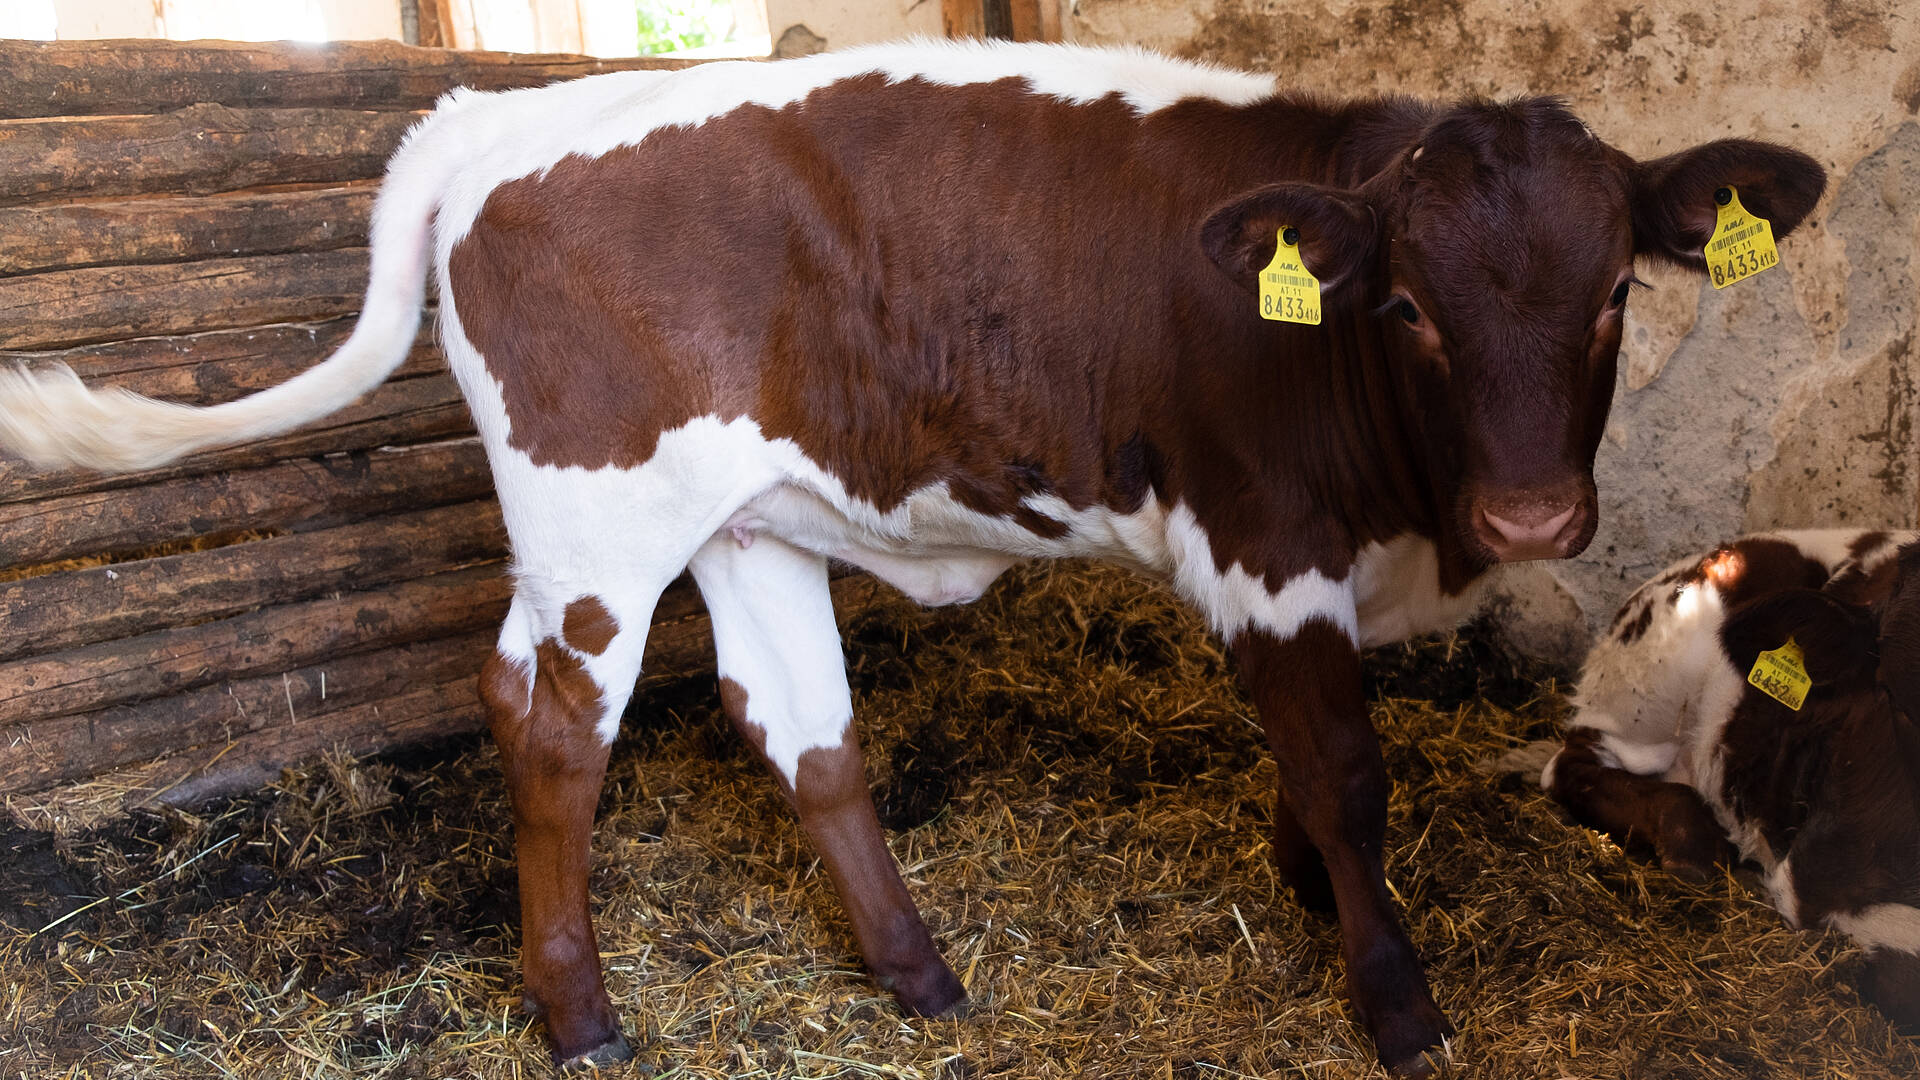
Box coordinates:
[1259,225,1322,325]
[1705,185,1779,290]
[1748,637,1810,711]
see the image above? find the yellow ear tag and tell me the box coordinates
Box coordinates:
[1747,637,1811,711]
[1704,185,1780,290]
[1258,226,1322,325]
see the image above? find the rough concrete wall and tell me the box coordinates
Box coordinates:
[764,1,941,55]
[1069,0,1920,663]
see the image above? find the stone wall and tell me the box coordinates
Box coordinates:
[1068,0,1919,662]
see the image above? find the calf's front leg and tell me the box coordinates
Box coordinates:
[1237,621,1451,1078]
[1542,728,1730,880]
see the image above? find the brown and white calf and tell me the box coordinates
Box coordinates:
[0,40,1824,1075]
[1546,530,1920,1030]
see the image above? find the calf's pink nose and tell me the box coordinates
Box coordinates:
[1474,501,1583,562]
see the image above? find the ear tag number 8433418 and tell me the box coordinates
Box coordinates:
[1704,185,1780,290]
[1259,226,1322,325]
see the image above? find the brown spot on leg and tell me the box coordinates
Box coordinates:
[562,596,619,656]
[718,676,965,1016]
[481,644,628,1065]
[1545,729,1731,879]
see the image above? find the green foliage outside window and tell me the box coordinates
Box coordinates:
[636,1,739,55]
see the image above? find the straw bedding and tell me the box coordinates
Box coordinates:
[4,562,1916,1078]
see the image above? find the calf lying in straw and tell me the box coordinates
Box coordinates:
[1544,529,1920,1030]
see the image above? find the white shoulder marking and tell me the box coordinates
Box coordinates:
[1764,856,1801,929]
[1349,534,1489,647]
[425,38,1276,258]
[1830,904,1920,955]
[1165,503,1357,643]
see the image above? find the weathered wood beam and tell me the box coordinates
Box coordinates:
[0,317,440,403]
[0,248,371,350]
[0,38,696,119]
[0,105,418,206]
[0,499,507,662]
[0,437,491,567]
[0,185,375,277]
[0,564,511,729]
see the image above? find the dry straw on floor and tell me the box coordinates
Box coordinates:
[3,562,1916,1078]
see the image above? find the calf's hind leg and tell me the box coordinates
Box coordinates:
[689,534,966,1016]
[482,586,657,1067]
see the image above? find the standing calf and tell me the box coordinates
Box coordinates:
[0,41,1824,1075]
[1546,530,1920,1030]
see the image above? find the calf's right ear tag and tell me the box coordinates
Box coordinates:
[1704,185,1779,290]
[1259,226,1322,325]
[1747,637,1810,711]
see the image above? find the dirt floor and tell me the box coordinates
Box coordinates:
[3,563,1917,1079]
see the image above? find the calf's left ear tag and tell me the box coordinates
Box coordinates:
[1704,185,1779,290]
[1747,637,1810,711]
[1259,226,1322,325]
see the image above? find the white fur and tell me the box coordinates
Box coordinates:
[1765,857,1801,929]
[1351,535,1493,648]
[1831,904,1920,955]
[690,533,853,784]
[1165,504,1358,644]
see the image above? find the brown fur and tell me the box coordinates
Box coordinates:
[560,596,619,657]
[448,69,1826,1074]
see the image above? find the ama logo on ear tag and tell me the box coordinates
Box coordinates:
[1705,185,1779,290]
[1259,226,1322,325]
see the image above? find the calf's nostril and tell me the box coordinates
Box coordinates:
[1476,502,1583,561]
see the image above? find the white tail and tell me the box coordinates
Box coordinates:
[0,113,454,473]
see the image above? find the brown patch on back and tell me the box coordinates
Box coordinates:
[1850,530,1893,560]
[562,596,619,656]
[1673,537,1831,610]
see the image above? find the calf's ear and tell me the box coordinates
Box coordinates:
[1629,139,1826,271]
[1721,588,1874,691]
[1200,183,1376,296]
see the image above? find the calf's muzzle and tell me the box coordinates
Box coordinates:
[1469,486,1593,562]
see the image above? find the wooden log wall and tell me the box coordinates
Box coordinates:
[0,37,768,807]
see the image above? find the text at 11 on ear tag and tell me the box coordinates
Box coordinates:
[1259,226,1321,325]
[1705,185,1779,290]
[1747,637,1811,711]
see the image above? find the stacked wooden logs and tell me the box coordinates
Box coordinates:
[0,38,814,804]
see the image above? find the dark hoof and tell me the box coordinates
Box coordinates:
[1368,1000,1454,1080]
[558,1031,633,1071]
[883,962,968,1018]
[1384,1044,1451,1078]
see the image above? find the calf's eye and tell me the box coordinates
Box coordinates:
[1609,280,1632,308]
[1394,298,1422,325]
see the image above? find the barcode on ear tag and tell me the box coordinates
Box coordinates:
[1747,637,1810,710]
[1259,227,1322,325]
[1705,185,1780,290]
